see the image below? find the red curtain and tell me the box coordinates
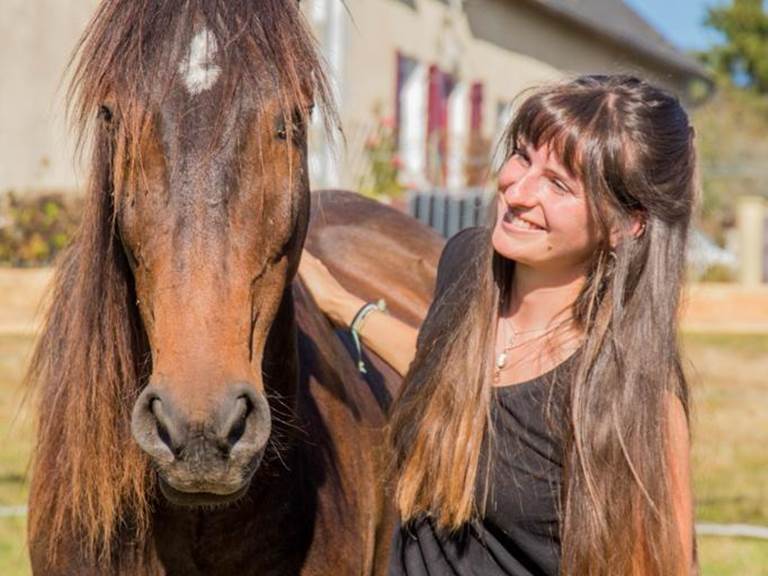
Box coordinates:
[470,81,484,134]
[395,51,406,145]
[427,65,454,185]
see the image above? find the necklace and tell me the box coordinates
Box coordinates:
[494,320,549,370]
[493,314,571,381]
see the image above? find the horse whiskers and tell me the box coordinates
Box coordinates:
[270,412,307,437]
[264,392,307,436]
[263,389,293,410]
[267,400,298,419]
[266,439,290,469]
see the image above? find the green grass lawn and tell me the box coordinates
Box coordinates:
[699,535,768,576]
[0,334,33,576]
[1,332,767,574]
[684,333,768,528]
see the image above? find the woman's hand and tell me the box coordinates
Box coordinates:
[298,250,365,326]
[298,249,418,375]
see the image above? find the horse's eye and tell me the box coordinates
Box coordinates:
[98,104,113,123]
[275,113,288,140]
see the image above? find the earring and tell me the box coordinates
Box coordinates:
[602,247,617,263]
[602,248,617,276]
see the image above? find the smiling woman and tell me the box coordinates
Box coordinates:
[300,74,697,576]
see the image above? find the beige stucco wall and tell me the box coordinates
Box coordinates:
[329,0,562,187]
[318,0,694,188]
[340,0,563,136]
[0,0,98,197]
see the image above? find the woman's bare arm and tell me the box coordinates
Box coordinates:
[298,250,418,376]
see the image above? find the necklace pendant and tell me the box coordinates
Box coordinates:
[496,351,507,370]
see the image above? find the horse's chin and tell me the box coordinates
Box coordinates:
[158,476,253,507]
[153,445,265,507]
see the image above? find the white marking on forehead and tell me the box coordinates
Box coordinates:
[179,27,222,95]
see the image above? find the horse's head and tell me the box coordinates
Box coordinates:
[71,1,333,505]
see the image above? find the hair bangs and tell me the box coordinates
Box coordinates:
[504,93,585,181]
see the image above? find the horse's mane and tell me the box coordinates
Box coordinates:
[28,0,334,569]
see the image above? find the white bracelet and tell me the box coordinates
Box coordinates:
[350,299,387,374]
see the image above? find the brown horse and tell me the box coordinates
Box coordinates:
[27,1,444,574]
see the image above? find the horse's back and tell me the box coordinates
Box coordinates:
[306,190,444,328]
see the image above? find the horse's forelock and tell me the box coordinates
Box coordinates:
[67,0,337,155]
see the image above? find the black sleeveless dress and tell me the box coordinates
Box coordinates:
[389,352,576,576]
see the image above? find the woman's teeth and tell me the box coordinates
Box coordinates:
[510,213,543,231]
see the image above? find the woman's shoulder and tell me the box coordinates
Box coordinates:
[434,226,491,295]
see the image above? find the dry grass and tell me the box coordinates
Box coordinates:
[0,334,34,576]
[698,535,768,576]
[684,333,768,526]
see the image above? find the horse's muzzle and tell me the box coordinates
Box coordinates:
[131,381,271,505]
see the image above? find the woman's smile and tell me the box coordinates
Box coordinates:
[501,207,547,233]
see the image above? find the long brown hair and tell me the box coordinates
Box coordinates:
[27,0,333,569]
[389,75,696,575]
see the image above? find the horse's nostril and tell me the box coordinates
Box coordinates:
[156,419,174,453]
[224,396,253,449]
[150,398,182,457]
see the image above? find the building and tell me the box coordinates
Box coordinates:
[0,0,99,197]
[0,0,710,198]
[303,0,712,191]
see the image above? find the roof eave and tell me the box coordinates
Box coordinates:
[516,0,712,85]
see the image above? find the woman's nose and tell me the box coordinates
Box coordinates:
[500,170,540,207]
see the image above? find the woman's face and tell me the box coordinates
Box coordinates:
[492,141,600,276]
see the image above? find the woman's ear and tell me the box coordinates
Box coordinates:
[629,211,648,239]
[608,212,647,247]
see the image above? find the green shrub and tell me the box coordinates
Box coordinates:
[0,191,82,267]
[697,263,737,283]
[358,107,404,200]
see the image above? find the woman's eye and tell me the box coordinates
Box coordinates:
[551,178,571,194]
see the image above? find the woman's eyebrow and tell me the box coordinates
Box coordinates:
[543,164,574,184]
[518,140,578,184]
[520,140,534,152]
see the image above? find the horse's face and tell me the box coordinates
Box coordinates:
[118,26,311,505]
